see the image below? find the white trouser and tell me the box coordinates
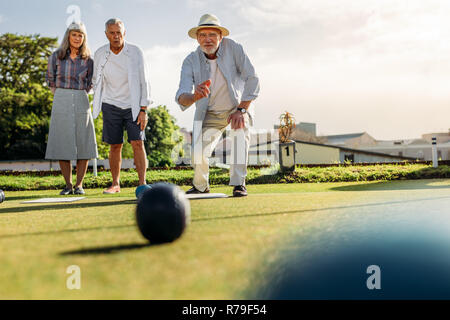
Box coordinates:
[192,110,251,192]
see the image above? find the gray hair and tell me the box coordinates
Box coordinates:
[57,22,91,60]
[105,18,125,32]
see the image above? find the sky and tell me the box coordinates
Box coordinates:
[1,0,449,140]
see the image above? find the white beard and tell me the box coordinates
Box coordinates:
[200,46,218,55]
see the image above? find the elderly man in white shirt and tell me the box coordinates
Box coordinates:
[176,14,260,197]
[93,18,152,194]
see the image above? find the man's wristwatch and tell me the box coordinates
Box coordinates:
[139,108,147,114]
[237,107,247,114]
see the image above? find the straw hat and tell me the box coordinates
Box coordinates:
[188,14,229,39]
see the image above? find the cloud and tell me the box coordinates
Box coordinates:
[144,40,198,129]
[223,1,449,59]
[91,2,103,14]
[141,1,450,139]
[186,0,208,9]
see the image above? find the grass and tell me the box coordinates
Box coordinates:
[0,178,449,299]
[0,163,449,191]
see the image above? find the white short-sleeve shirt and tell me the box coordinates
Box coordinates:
[102,45,132,109]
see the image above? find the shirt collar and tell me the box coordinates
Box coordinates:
[216,40,224,57]
[106,41,129,56]
[197,41,223,63]
[66,49,81,60]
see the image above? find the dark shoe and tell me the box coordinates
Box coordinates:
[233,185,248,197]
[60,187,73,195]
[73,187,85,195]
[186,186,210,194]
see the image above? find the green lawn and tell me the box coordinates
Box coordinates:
[1,179,449,299]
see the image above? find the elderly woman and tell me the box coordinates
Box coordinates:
[46,22,98,195]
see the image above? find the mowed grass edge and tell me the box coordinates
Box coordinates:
[1,163,449,191]
[0,179,449,299]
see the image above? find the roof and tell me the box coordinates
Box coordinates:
[248,139,416,161]
[320,132,366,140]
[319,132,372,145]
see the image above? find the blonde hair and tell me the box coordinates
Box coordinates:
[57,23,91,60]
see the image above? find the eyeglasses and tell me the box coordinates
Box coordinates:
[198,32,220,39]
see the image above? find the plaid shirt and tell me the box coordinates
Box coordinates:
[46,50,94,91]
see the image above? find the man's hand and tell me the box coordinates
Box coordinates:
[137,108,148,131]
[227,101,251,129]
[178,80,212,107]
[227,111,245,130]
[193,79,211,102]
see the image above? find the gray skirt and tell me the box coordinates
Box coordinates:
[45,88,98,160]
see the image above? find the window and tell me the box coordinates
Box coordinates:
[344,154,354,163]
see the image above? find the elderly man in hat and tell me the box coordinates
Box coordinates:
[176,14,260,197]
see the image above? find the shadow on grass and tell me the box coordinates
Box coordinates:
[2,194,132,201]
[58,194,450,256]
[0,199,136,215]
[0,223,136,239]
[2,195,53,201]
[59,242,158,256]
[2,194,449,243]
[193,195,450,222]
[331,179,450,192]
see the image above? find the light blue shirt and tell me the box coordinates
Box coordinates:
[175,38,260,125]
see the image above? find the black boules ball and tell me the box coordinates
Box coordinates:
[0,189,4,204]
[136,183,190,244]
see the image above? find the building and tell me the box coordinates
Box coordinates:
[174,125,416,166]
[275,122,327,144]
[422,130,450,144]
[246,140,414,166]
[359,139,450,161]
[320,130,450,161]
[319,132,378,149]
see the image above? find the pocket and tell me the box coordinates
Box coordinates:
[74,91,90,114]
[51,91,68,114]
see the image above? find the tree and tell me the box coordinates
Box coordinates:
[0,33,57,91]
[0,33,58,160]
[145,105,184,167]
